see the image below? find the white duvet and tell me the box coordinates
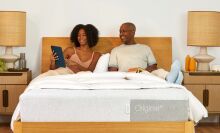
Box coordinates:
[11,72,208,130]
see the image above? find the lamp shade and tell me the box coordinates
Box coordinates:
[0,11,26,46]
[187,11,220,46]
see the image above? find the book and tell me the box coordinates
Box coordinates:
[51,46,66,68]
[136,67,145,73]
[128,67,145,73]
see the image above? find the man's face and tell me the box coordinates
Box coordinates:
[119,24,135,44]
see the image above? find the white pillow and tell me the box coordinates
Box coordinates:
[93,53,110,73]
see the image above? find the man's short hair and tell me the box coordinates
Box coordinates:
[122,22,136,32]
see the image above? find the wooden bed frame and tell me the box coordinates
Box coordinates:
[41,37,172,73]
[14,37,195,133]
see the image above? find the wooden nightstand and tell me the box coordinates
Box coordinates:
[183,71,220,113]
[0,71,31,115]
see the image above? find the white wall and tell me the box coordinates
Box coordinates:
[1,0,220,78]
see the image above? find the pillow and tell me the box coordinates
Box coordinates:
[93,53,110,73]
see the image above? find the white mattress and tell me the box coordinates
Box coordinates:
[11,72,208,130]
[20,88,188,122]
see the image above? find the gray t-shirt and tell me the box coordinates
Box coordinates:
[109,44,157,72]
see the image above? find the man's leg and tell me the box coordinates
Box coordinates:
[166,60,181,83]
[151,69,168,79]
[175,71,183,84]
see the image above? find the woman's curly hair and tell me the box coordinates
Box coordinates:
[70,24,99,48]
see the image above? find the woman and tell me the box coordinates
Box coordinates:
[50,24,101,73]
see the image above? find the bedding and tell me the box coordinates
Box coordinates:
[93,53,110,73]
[11,72,208,130]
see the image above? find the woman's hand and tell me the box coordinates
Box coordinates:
[67,63,80,73]
[50,51,58,69]
[65,59,80,73]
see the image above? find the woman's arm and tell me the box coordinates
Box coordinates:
[67,52,101,72]
[68,65,81,73]
[87,52,101,71]
[76,52,101,72]
[63,47,75,59]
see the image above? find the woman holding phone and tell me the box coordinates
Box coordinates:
[50,24,101,73]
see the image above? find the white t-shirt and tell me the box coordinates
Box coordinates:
[109,44,157,72]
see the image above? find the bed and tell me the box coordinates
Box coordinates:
[12,37,207,133]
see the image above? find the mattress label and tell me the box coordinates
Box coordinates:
[130,100,188,121]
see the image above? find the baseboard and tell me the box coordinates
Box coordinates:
[199,115,219,124]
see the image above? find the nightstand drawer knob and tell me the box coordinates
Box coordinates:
[203,89,209,107]
[2,90,8,107]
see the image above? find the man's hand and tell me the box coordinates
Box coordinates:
[145,64,158,72]
[108,67,118,71]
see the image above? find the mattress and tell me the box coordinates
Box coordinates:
[20,88,189,122]
[11,72,208,130]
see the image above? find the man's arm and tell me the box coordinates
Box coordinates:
[145,64,157,72]
[108,67,118,71]
[108,47,119,71]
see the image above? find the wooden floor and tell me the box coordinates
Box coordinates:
[0,123,12,133]
[195,123,220,133]
[0,123,220,133]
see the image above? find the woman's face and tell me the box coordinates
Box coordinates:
[77,29,88,46]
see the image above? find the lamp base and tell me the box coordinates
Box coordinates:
[0,54,19,69]
[193,47,215,71]
[0,46,19,69]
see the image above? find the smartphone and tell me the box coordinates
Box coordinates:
[51,45,66,68]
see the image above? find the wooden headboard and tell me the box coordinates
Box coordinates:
[42,37,172,73]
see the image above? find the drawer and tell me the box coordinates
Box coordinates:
[206,85,220,112]
[183,72,220,84]
[0,72,29,84]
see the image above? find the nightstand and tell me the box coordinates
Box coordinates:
[0,71,31,115]
[183,71,220,113]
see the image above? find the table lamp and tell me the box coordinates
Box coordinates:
[0,11,26,69]
[187,11,220,71]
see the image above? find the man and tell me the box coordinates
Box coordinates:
[108,22,157,72]
[108,22,183,84]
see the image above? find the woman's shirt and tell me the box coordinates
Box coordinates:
[69,47,94,68]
